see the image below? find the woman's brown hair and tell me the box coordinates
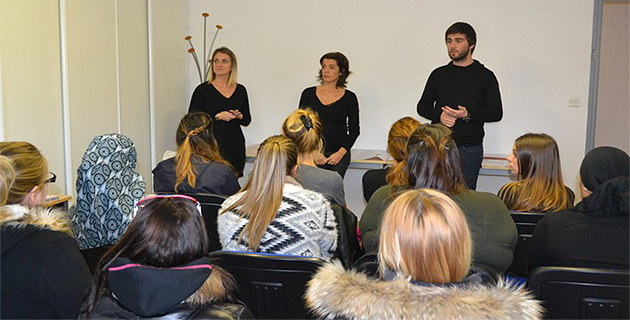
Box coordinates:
[220,135,298,250]
[405,124,467,195]
[385,117,421,186]
[175,112,232,191]
[207,47,238,87]
[499,133,571,212]
[379,189,472,283]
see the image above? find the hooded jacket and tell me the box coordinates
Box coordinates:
[80,257,253,319]
[305,262,543,320]
[1,204,92,319]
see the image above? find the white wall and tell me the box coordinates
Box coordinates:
[1,0,186,199]
[186,0,594,193]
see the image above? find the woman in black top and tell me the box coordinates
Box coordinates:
[298,52,360,178]
[189,47,251,177]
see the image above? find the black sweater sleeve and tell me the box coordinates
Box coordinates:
[342,92,360,151]
[417,71,442,122]
[237,85,251,126]
[472,71,503,123]
[188,84,205,114]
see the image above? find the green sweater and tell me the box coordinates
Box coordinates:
[359,185,517,275]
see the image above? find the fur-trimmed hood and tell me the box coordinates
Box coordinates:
[0,204,73,235]
[305,262,543,320]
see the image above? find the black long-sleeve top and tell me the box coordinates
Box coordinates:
[299,87,360,153]
[188,83,251,174]
[417,60,502,146]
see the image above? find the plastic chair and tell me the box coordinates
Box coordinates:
[508,211,545,275]
[528,266,630,319]
[209,251,324,319]
[181,193,227,252]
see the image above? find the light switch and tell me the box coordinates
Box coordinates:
[569,98,580,108]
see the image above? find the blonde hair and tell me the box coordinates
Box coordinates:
[282,108,323,156]
[0,156,15,206]
[378,189,472,283]
[221,135,298,250]
[0,142,48,205]
[385,117,421,186]
[499,133,570,212]
[207,47,238,87]
[175,112,232,191]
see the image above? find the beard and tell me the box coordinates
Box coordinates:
[449,47,470,62]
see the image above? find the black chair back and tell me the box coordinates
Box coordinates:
[209,251,324,319]
[508,211,545,275]
[528,266,630,319]
[329,202,364,268]
[181,193,227,252]
[352,252,379,278]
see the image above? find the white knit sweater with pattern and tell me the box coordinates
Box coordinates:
[217,181,338,260]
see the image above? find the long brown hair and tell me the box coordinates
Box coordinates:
[405,124,467,195]
[379,189,472,283]
[80,197,219,314]
[220,135,298,250]
[385,117,421,186]
[499,133,570,212]
[174,112,232,191]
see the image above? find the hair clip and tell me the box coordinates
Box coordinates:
[300,115,313,131]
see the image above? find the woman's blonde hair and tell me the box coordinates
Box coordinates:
[0,155,15,206]
[207,47,238,87]
[221,135,298,250]
[378,189,472,283]
[0,142,48,205]
[174,112,232,191]
[499,133,570,212]
[282,108,323,156]
[385,117,421,186]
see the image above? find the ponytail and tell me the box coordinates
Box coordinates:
[221,135,298,250]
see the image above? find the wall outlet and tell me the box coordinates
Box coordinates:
[569,98,580,108]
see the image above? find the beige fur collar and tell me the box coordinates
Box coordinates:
[305,262,543,320]
[0,204,73,236]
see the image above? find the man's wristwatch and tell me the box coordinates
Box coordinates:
[463,113,471,122]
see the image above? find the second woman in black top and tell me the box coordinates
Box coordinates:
[189,47,251,177]
[299,52,359,178]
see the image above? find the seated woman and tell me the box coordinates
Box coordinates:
[79,195,252,319]
[71,133,146,253]
[1,142,92,319]
[153,112,240,196]
[218,135,337,260]
[282,108,346,206]
[306,189,543,319]
[360,124,517,275]
[530,146,629,271]
[499,133,574,212]
[362,116,420,201]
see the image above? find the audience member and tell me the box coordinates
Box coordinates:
[360,124,517,275]
[71,134,146,251]
[153,112,240,196]
[79,195,251,318]
[499,133,574,212]
[306,189,543,319]
[0,156,14,206]
[362,116,420,201]
[218,135,337,260]
[529,146,629,271]
[282,108,346,206]
[1,141,92,319]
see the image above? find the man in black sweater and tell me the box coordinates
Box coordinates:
[417,22,502,190]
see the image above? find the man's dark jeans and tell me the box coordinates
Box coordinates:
[458,144,483,190]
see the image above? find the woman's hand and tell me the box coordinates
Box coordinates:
[326,149,346,165]
[215,111,236,122]
[314,152,327,165]
[230,109,243,120]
